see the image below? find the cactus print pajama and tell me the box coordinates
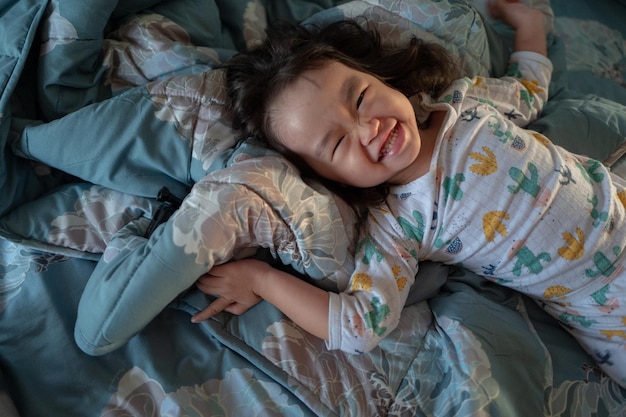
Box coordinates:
[327,52,626,387]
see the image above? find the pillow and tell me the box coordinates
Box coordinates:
[305,0,492,76]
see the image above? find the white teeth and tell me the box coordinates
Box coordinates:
[379,127,398,160]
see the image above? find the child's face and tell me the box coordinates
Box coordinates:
[269,61,429,187]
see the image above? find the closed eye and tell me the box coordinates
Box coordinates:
[332,136,344,157]
[333,89,365,159]
[356,89,366,109]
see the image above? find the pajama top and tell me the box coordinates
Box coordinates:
[327,51,626,387]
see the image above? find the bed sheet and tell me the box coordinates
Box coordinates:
[1,0,626,416]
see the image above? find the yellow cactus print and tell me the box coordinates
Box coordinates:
[544,285,572,299]
[473,77,486,88]
[532,132,551,147]
[396,277,407,292]
[558,228,585,260]
[351,273,372,292]
[392,266,408,292]
[469,146,498,176]
[482,211,510,242]
[520,79,544,96]
[600,329,626,340]
[617,190,626,208]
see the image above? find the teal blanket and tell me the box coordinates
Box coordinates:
[1,0,626,416]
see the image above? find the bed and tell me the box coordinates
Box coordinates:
[1,0,625,415]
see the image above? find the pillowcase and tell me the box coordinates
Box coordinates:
[305,0,493,76]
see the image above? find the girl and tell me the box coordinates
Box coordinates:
[194,0,626,387]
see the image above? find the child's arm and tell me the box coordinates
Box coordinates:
[488,0,547,56]
[193,259,330,341]
[453,0,551,127]
[193,224,417,353]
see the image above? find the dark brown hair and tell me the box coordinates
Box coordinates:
[224,19,458,208]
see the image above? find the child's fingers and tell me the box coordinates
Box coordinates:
[487,0,502,18]
[191,296,234,322]
[195,272,225,294]
[224,302,253,315]
[488,0,532,29]
[488,0,522,15]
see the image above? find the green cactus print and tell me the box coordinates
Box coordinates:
[434,225,451,249]
[512,246,551,276]
[586,160,605,183]
[587,195,609,227]
[558,312,598,328]
[591,285,611,305]
[576,159,605,184]
[486,117,526,150]
[488,119,516,144]
[443,173,465,203]
[519,90,534,110]
[505,62,523,78]
[397,210,425,243]
[364,297,390,337]
[508,162,540,197]
[506,62,540,108]
[473,96,497,107]
[356,235,383,265]
[585,247,621,278]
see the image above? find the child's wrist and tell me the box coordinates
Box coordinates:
[514,24,547,56]
[251,262,277,299]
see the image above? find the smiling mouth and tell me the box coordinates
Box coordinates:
[379,125,399,161]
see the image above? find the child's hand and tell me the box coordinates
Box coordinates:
[194,258,331,340]
[192,259,267,322]
[488,0,547,56]
[488,0,544,30]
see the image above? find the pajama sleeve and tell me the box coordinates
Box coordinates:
[327,209,419,353]
[465,51,553,127]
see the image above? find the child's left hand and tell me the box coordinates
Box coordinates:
[192,260,264,322]
[488,0,547,55]
[489,0,545,28]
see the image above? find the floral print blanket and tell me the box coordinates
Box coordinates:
[1,0,626,416]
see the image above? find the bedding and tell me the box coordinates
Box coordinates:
[1,0,625,416]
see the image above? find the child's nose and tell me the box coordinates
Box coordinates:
[357,118,379,146]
